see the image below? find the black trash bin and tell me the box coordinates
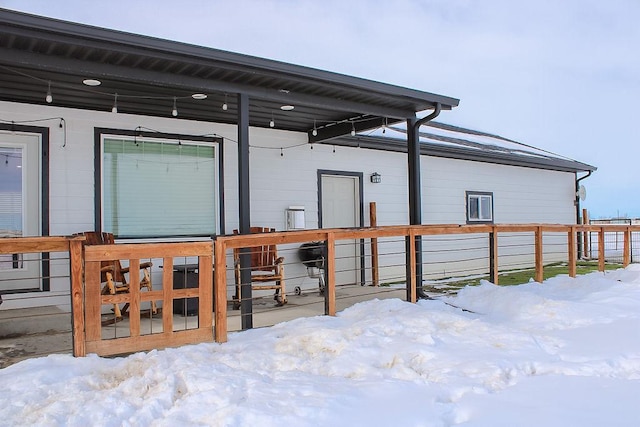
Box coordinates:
[171,263,215,316]
[173,263,200,316]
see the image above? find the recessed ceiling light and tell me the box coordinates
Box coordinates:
[280,105,295,111]
[82,79,102,86]
[191,93,207,100]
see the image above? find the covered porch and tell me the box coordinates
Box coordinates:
[0,8,458,326]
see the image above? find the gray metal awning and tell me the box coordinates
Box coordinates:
[0,8,459,142]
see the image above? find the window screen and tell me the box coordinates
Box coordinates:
[102,137,217,237]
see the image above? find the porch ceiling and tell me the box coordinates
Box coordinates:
[0,9,459,142]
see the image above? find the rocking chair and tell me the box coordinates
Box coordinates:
[83,231,156,320]
[233,227,287,309]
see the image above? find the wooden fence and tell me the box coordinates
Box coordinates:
[1,223,639,358]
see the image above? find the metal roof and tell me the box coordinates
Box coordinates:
[0,8,459,141]
[332,122,596,173]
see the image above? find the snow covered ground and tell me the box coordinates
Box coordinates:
[1,266,640,426]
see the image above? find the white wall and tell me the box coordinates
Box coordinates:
[423,156,576,224]
[0,101,580,309]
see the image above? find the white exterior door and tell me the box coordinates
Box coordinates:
[0,132,41,291]
[320,173,361,286]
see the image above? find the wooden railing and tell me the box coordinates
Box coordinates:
[214,223,640,340]
[1,223,638,357]
[0,236,84,355]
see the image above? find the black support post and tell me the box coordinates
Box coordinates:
[406,115,424,300]
[405,105,441,300]
[237,92,253,330]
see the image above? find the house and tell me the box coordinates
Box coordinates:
[0,9,595,312]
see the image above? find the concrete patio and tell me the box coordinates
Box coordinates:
[0,285,407,368]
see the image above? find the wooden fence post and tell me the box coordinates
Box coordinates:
[489,227,499,285]
[128,258,141,338]
[408,228,417,303]
[214,239,228,343]
[162,256,175,342]
[623,227,631,267]
[535,226,544,283]
[198,253,213,336]
[369,202,379,286]
[326,232,336,316]
[568,226,577,278]
[69,237,86,357]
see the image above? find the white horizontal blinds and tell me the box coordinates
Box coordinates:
[0,146,23,238]
[103,138,216,237]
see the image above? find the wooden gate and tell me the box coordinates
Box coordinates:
[71,240,215,357]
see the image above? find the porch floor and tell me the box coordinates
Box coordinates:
[0,284,407,368]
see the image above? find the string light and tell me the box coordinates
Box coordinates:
[45,81,52,103]
[6,65,394,142]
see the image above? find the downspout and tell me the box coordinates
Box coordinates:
[407,103,441,300]
[575,170,592,259]
[415,103,442,131]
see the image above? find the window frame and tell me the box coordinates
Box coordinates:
[94,128,224,239]
[466,191,494,224]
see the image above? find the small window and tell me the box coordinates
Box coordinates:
[466,191,493,223]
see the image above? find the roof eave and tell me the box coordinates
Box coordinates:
[329,135,597,173]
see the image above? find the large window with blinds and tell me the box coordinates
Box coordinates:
[101,134,220,238]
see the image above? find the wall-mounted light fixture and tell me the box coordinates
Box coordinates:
[370,172,381,184]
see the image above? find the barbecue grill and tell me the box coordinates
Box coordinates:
[297,241,326,295]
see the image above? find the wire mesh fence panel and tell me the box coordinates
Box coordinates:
[333,234,408,314]
[375,236,408,286]
[423,233,489,279]
[0,248,73,350]
[227,239,328,331]
[586,229,632,264]
[543,232,570,265]
[633,231,640,264]
[496,232,536,272]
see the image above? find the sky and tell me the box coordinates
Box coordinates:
[1,266,639,425]
[1,0,639,218]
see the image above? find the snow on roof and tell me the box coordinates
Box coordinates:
[388,121,577,162]
[356,120,595,172]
